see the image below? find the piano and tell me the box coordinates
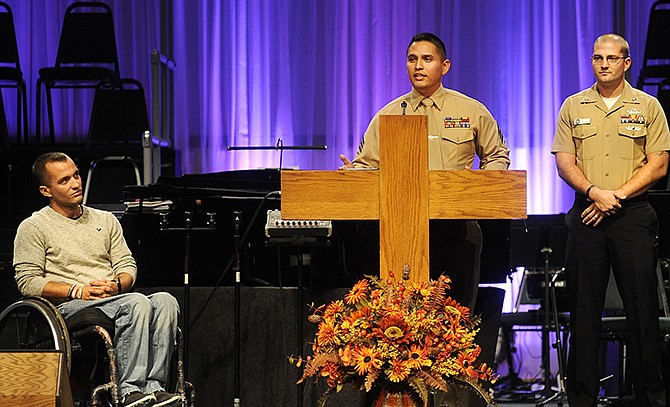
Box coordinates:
[124,170,361,288]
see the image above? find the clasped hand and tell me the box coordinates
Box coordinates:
[81,279,118,300]
[581,188,626,226]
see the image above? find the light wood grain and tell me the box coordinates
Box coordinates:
[379,115,430,282]
[281,170,379,219]
[0,352,68,407]
[429,170,527,219]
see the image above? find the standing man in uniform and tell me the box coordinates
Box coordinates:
[340,32,510,309]
[552,33,669,406]
[14,152,184,407]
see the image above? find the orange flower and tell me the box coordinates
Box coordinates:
[296,274,496,406]
[346,307,371,326]
[316,317,340,347]
[456,350,478,377]
[383,307,406,319]
[323,300,345,318]
[438,274,452,287]
[376,315,411,344]
[345,279,370,305]
[443,297,470,319]
[406,344,431,369]
[387,358,411,382]
[320,361,344,387]
[476,363,498,382]
[339,345,353,366]
[352,346,382,375]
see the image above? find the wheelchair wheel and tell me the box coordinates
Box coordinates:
[0,296,72,373]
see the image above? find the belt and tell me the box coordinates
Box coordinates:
[574,191,648,207]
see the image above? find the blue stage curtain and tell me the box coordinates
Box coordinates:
[2,0,657,214]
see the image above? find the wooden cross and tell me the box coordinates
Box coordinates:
[281,115,526,283]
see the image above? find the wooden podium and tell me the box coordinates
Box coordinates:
[0,352,73,407]
[281,115,526,283]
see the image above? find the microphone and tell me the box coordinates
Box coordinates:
[401,101,407,115]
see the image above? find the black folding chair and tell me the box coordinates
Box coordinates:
[36,2,120,144]
[0,1,28,144]
[637,0,670,91]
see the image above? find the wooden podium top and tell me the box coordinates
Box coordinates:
[281,115,526,282]
[281,169,526,220]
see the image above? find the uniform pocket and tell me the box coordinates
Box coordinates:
[439,129,475,168]
[617,125,647,160]
[572,125,598,160]
[441,128,474,144]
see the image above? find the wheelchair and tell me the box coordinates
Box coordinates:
[0,296,194,406]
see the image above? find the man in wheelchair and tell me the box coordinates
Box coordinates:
[13,152,183,407]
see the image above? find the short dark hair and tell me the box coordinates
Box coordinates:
[407,32,447,61]
[32,152,71,186]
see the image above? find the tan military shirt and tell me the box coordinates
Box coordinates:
[353,86,510,170]
[552,81,670,190]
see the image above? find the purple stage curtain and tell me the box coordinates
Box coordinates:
[1,0,658,214]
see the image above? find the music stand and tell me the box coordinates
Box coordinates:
[508,215,568,405]
[536,248,567,406]
[227,138,327,169]
[225,141,326,407]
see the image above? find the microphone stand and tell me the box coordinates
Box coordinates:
[266,237,330,407]
[160,211,216,380]
[536,247,567,407]
[227,137,327,170]
[233,211,242,407]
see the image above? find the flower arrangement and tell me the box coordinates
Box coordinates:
[292,268,497,406]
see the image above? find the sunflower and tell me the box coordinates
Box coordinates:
[406,344,431,369]
[352,346,382,375]
[340,309,371,339]
[345,307,372,328]
[376,315,411,344]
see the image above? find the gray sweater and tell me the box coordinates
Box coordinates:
[13,205,137,300]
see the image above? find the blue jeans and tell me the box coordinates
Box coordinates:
[58,292,180,397]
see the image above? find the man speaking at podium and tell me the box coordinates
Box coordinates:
[340,32,510,309]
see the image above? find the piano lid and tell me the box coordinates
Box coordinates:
[158,169,282,192]
[124,169,286,200]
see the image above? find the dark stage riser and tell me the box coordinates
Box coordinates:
[137,286,362,407]
[138,286,504,407]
